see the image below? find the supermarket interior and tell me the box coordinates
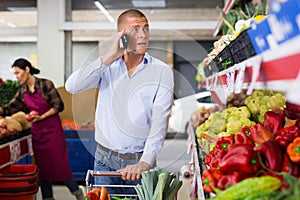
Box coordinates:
[1,0,300,199]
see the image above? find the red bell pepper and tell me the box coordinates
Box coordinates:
[263,108,286,134]
[290,163,300,177]
[210,167,223,180]
[209,149,227,169]
[250,123,275,145]
[202,169,217,193]
[217,172,248,190]
[284,101,300,120]
[275,125,300,147]
[297,119,300,129]
[204,147,227,169]
[215,135,234,151]
[234,127,254,147]
[281,153,293,174]
[281,153,300,178]
[287,137,300,164]
[254,139,283,172]
[204,148,218,167]
[240,126,251,135]
[219,144,260,174]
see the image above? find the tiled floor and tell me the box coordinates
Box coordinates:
[35,134,192,200]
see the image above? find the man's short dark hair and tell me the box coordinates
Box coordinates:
[117,9,148,30]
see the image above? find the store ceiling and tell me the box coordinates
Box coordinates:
[0,0,225,41]
[0,0,224,11]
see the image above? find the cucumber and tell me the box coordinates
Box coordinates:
[244,191,277,200]
[210,176,281,200]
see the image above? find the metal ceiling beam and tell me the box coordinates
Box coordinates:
[59,20,218,31]
[0,27,36,36]
[0,19,218,41]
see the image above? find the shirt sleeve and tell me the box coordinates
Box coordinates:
[65,58,106,94]
[2,89,27,116]
[42,79,64,113]
[140,66,174,166]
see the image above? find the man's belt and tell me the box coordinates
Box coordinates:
[98,143,143,160]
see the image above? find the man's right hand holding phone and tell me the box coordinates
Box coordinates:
[101,30,128,66]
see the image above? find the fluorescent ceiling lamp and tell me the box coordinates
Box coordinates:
[132,0,166,8]
[0,18,16,28]
[94,1,115,23]
[7,7,36,11]
[6,22,16,28]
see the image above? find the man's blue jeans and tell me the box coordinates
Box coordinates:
[93,146,141,195]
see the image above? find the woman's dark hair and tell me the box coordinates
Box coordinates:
[12,58,40,75]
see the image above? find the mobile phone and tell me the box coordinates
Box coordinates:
[120,34,129,49]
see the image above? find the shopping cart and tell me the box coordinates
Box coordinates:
[86,169,181,200]
[85,170,138,199]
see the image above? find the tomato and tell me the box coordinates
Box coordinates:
[85,191,99,200]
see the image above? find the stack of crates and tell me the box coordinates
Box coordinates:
[230,30,256,63]
[0,164,39,200]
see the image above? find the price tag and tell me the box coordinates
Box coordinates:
[235,62,246,93]
[206,77,213,90]
[247,55,262,95]
[9,140,21,163]
[27,136,34,156]
[225,68,235,93]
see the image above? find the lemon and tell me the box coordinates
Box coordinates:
[254,15,266,23]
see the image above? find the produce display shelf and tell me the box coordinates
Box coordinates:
[187,122,208,200]
[205,35,300,104]
[0,134,33,170]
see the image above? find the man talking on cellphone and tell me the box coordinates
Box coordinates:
[65,9,174,194]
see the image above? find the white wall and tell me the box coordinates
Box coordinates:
[0,41,169,84]
[0,42,37,81]
[0,42,99,85]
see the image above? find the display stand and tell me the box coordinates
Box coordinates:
[205,35,300,105]
[187,122,210,200]
[0,134,33,170]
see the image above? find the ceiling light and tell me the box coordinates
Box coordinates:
[7,7,36,12]
[6,22,16,28]
[132,0,166,8]
[0,19,17,28]
[94,1,115,23]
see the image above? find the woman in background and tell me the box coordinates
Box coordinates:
[0,58,84,200]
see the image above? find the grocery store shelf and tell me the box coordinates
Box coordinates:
[187,122,206,199]
[0,134,33,169]
[205,35,300,94]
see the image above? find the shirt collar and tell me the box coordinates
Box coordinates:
[144,52,150,64]
[119,52,150,64]
[119,53,151,76]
